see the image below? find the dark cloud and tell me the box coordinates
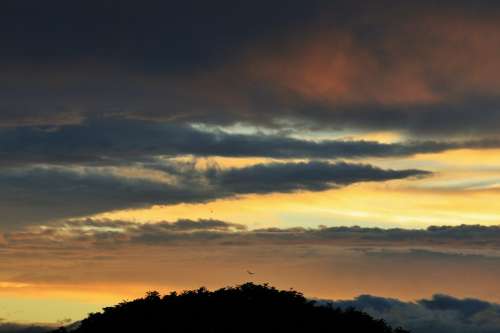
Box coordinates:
[250,224,500,248]
[0,161,427,228]
[0,0,330,70]
[213,161,428,193]
[0,166,212,227]
[419,294,492,318]
[330,294,500,333]
[123,219,247,245]
[74,218,247,245]
[1,0,497,70]
[0,322,53,333]
[1,1,500,135]
[3,118,499,167]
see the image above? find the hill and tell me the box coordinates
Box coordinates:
[50,283,409,333]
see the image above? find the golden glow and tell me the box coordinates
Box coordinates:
[0,281,31,288]
[4,242,500,322]
[412,149,500,170]
[95,148,500,228]
[99,183,500,229]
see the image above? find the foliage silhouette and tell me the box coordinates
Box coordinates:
[50,283,409,333]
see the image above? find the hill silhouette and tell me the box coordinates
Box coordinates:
[50,283,409,333]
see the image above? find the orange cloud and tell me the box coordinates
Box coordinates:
[181,12,500,114]
[243,31,439,106]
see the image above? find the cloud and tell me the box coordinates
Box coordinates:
[0,322,53,333]
[0,161,427,228]
[419,294,492,318]
[329,294,500,333]
[1,1,500,136]
[2,118,500,167]
[213,161,428,193]
[7,220,500,250]
[0,165,213,227]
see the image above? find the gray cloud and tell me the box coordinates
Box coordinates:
[329,294,500,333]
[213,161,428,193]
[0,166,212,227]
[0,322,53,333]
[7,220,500,250]
[0,161,427,228]
[419,294,492,318]
[2,118,500,167]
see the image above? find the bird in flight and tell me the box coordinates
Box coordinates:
[247,270,255,275]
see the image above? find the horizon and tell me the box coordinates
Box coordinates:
[4,281,500,333]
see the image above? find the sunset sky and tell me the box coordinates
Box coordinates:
[2,1,500,330]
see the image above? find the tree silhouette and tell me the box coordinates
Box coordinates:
[50,283,409,333]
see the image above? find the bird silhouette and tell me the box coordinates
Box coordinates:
[247,270,255,275]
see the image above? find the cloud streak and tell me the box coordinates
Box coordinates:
[6,220,500,250]
[0,161,427,227]
[2,118,499,167]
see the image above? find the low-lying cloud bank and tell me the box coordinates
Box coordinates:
[329,294,500,333]
[0,322,53,333]
[4,219,500,250]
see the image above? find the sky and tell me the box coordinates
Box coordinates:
[2,1,500,331]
